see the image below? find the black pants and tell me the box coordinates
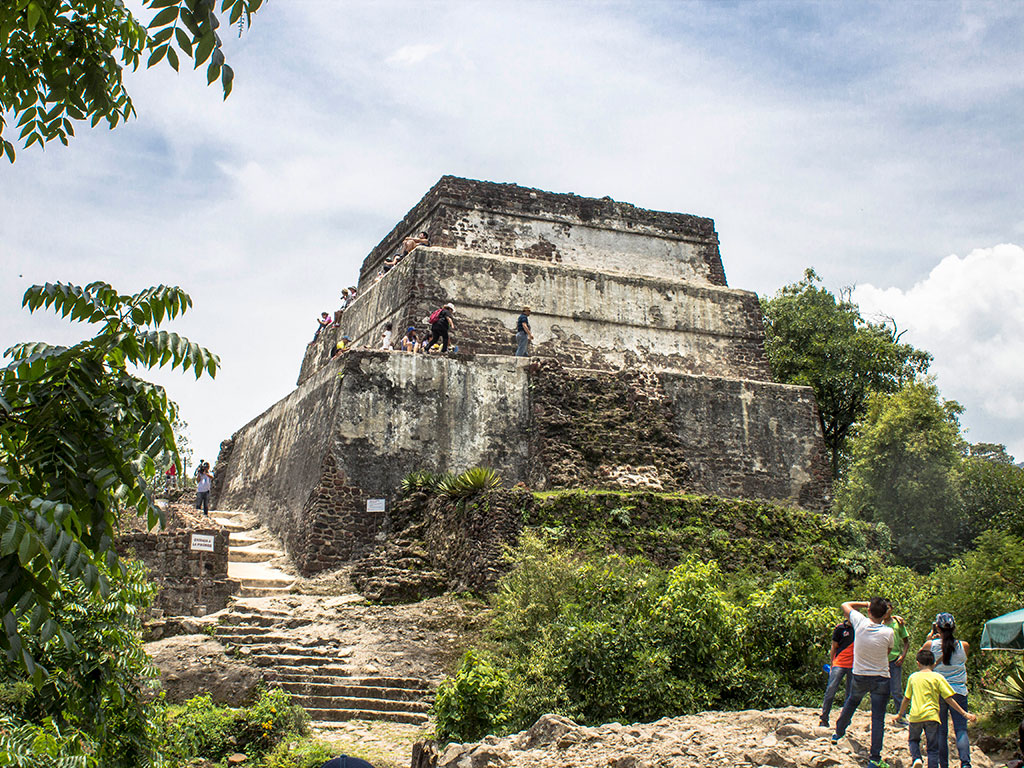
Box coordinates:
[196,490,210,515]
[425,323,449,352]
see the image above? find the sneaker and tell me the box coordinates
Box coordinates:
[831,733,842,745]
[910,760,923,768]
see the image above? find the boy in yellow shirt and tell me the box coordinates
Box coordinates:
[892,649,976,768]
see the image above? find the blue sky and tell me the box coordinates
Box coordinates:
[1,0,1022,465]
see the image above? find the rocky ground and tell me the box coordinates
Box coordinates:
[431,707,1006,768]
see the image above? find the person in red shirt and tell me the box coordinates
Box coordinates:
[820,616,855,727]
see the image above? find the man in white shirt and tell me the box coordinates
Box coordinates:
[832,597,895,768]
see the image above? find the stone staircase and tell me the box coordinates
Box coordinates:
[212,601,432,725]
[208,509,435,727]
[211,509,297,597]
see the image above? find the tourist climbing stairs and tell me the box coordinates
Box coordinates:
[210,509,434,726]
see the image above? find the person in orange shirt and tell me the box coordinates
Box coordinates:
[820,616,855,727]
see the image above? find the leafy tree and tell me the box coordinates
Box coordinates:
[836,380,966,569]
[0,282,218,677]
[761,268,932,478]
[4,561,159,768]
[0,0,263,162]
[960,444,1024,541]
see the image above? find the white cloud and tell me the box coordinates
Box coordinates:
[854,244,1024,458]
[387,44,443,66]
[2,1,1023,465]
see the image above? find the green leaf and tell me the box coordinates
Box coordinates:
[148,5,179,28]
[26,1,41,30]
[166,45,180,71]
[221,63,234,98]
[174,25,193,55]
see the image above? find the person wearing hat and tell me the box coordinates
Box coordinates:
[425,303,456,353]
[515,306,534,357]
[922,613,972,768]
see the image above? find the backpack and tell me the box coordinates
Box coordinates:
[429,307,444,324]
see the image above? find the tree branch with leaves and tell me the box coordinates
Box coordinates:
[0,281,217,680]
[0,0,263,162]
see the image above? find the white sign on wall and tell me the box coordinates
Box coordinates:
[366,498,386,513]
[190,533,216,552]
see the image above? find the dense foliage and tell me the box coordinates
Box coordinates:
[0,0,262,161]
[159,688,310,765]
[760,268,931,478]
[0,282,217,675]
[434,526,1024,744]
[0,560,158,767]
[837,380,967,568]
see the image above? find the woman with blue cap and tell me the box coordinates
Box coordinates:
[921,613,971,768]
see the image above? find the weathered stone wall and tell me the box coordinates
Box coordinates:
[528,360,831,509]
[218,352,532,573]
[358,176,726,288]
[301,248,770,385]
[221,350,829,574]
[118,529,237,615]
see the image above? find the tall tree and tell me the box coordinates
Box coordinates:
[761,268,932,478]
[836,380,966,570]
[0,0,263,162]
[960,443,1024,541]
[0,282,217,677]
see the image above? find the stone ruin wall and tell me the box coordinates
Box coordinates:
[117,529,236,615]
[216,176,832,577]
[218,351,830,575]
[358,175,727,288]
[300,248,769,385]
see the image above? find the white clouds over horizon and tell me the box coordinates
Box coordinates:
[1,1,1023,465]
[854,243,1024,459]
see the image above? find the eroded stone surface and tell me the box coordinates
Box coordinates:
[430,706,996,768]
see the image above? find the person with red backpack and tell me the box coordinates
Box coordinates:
[425,303,456,353]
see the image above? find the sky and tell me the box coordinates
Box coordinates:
[1,1,1023,466]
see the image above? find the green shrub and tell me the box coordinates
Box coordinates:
[162,688,309,763]
[262,735,337,768]
[434,650,511,744]
[742,578,837,700]
[237,687,310,755]
[0,715,92,768]
[162,694,238,763]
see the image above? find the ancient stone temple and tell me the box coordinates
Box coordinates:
[213,177,830,574]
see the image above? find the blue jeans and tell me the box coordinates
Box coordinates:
[938,693,970,768]
[889,659,905,711]
[909,720,941,768]
[515,330,530,357]
[821,665,853,724]
[834,674,890,762]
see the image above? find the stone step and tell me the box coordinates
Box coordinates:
[229,531,262,546]
[266,672,431,690]
[277,680,429,701]
[239,585,294,597]
[290,695,430,714]
[221,643,354,660]
[304,708,429,725]
[228,561,295,587]
[219,613,292,627]
[229,547,286,563]
[215,517,251,532]
[249,652,352,666]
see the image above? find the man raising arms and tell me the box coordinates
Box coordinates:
[832,597,896,768]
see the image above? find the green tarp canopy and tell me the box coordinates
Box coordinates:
[981,608,1024,651]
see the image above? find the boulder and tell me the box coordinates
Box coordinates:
[145,634,262,705]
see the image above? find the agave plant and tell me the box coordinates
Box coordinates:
[399,470,441,496]
[985,659,1024,715]
[438,467,504,499]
